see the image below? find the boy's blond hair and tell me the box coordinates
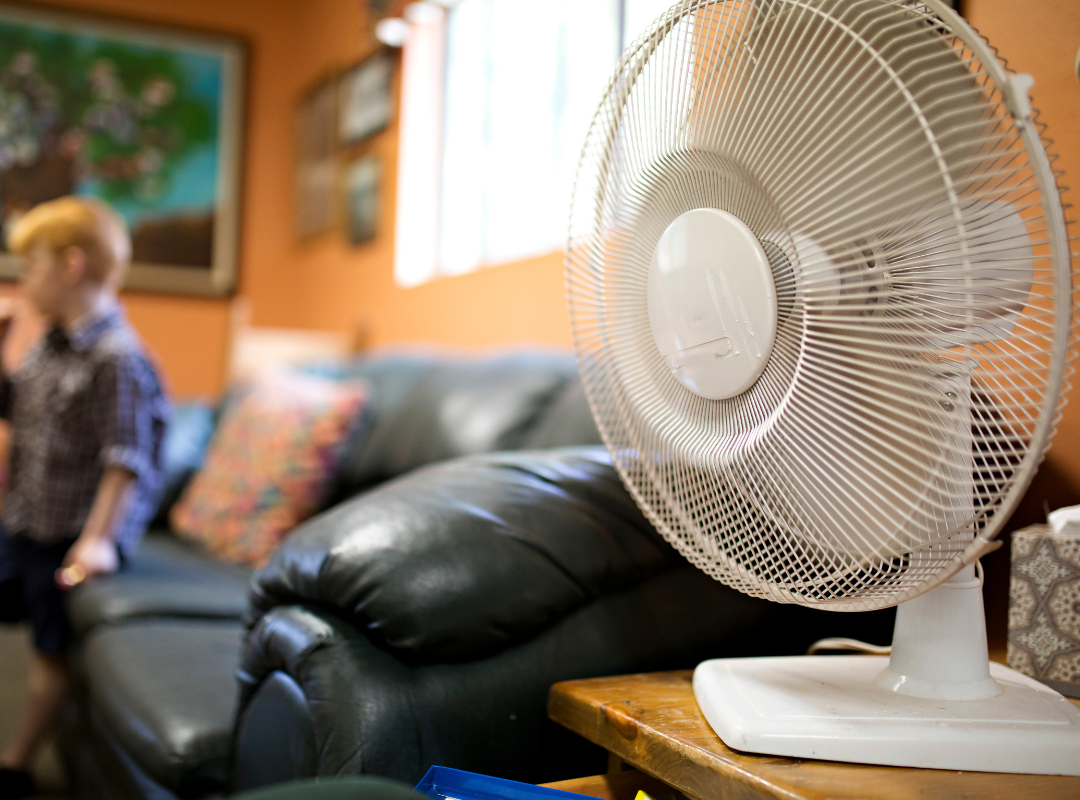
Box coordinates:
[7,196,132,287]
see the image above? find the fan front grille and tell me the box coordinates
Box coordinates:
[567,0,1075,609]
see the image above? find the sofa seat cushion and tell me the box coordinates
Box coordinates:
[250,447,684,661]
[67,532,251,640]
[82,618,243,796]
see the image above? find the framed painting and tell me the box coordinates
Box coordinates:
[294,76,337,239]
[337,52,392,146]
[0,4,245,296]
[344,154,379,246]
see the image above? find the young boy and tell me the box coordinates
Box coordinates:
[0,196,169,798]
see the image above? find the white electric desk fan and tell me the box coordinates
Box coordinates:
[567,0,1080,775]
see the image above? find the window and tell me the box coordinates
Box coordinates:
[394,0,675,288]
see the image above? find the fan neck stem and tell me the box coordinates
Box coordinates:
[874,564,1001,700]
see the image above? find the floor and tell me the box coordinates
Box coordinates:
[0,626,71,799]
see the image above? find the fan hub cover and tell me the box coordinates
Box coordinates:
[647,208,778,399]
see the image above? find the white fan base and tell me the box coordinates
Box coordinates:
[694,655,1080,775]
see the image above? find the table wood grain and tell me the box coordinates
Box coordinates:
[541,770,686,800]
[548,670,1080,800]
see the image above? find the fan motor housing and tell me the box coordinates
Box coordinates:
[648,208,778,400]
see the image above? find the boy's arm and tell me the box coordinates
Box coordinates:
[58,351,164,588]
[57,465,135,588]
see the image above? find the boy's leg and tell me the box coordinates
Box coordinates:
[0,651,68,771]
[0,529,43,796]
[0,532,74,789]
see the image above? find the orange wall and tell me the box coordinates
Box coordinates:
[268,0,572,352]
[965,0,1080,486]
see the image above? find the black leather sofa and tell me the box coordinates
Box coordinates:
[59,352,894,800]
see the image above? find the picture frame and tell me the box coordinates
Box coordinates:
[0,4,246,296]
[337,52,393,146]
[295,76,338,239]
[344,154,379,246]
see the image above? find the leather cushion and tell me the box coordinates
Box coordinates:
[338,355,575,488]
[67,532,251,640]
[250,447,682,660]
[520,378,601,449]
[59,704,185,800]
[321,354,439,503]
[82,618,243,795]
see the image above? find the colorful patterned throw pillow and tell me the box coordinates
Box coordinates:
[171,370,367,566]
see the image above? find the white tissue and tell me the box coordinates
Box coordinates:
[1047,504,1080,535]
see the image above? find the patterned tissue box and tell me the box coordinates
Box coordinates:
[1008,524,1080,698]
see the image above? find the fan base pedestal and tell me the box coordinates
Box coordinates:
[694,655,1080,775]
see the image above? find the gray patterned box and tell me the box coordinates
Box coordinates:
[1008,524,1080,698]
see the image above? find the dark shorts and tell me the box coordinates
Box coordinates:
[0,526,77,655]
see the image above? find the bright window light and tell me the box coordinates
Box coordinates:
[623,0,678,45]
[439,0,619,275]
[393,3,446,288]
[394,0,681,288]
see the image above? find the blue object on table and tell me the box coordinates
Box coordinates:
[414,767,585,800]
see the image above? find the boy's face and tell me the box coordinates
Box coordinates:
[22,239,72,321]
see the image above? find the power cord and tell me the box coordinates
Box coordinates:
[806,638,891,656]
[806,559,985,656]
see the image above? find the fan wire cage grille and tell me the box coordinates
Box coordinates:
[567,0,1077,610]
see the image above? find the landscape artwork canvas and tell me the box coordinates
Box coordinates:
[0,5,244,295]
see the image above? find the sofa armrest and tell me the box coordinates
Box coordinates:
[235,564,775,789]
[248,447,685,661]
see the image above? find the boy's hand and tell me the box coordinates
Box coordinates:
[56,534,119,590]
[56,465,134,589]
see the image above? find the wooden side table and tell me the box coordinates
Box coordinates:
[548,671,1080,800]
[542,770,687,800]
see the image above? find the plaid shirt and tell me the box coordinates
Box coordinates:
[0,303,170,555]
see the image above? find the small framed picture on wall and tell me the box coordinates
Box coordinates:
[338,52,393,146]
[344,155,379,246]
[295,77,337,239]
